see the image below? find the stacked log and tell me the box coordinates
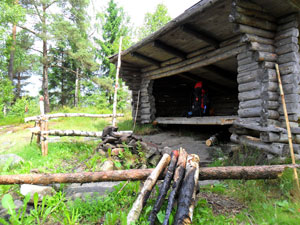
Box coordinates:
[95,126,162,167]
[120,71,142,123]
[139,79,156,124]
[275,14,300,128]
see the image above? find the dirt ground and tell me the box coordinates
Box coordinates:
[139,131,213,166]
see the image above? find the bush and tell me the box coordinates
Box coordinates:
[8,96,39,117]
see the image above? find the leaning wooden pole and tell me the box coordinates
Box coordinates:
[1,165,300,185]
[275,64,300,190]
[174,154,200,225]
[112,36,123,127]
[127,154,171,224]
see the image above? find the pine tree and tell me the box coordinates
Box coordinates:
[138,3,171,40]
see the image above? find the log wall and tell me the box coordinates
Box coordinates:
[230,0,300,156]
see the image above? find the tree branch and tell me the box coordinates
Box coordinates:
[17,25,38,36]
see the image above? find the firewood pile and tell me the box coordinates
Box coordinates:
[127,148,200,225]
[95,126,162,168]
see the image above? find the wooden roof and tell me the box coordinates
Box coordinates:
[110,0,300,74]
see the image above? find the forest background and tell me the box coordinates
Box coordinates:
[0,0,176,124]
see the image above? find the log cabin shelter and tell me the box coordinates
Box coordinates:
[110,0,300,155]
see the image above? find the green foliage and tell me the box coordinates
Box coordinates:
[0,76,14,115]
[95,0,132,77]
[138,3,171,40]
[8,96,39,117]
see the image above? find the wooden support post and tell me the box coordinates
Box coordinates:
[275,64,300,190]
[41,117,45,156]
[112,36,123,127]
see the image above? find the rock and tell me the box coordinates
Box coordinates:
[98,149,106,156]
[103,143,114,151]
[20,184,56,203]
[100,160,114,171]
[161,146,172,155]
[148,154,161,166]
[111,148,124,156]
[64,182,121,200]
[139,164,148,169]
[0,154,24,168]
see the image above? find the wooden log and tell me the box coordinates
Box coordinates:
[144,45,246,80]
[231,134,283,155]
[278,13,298,25]
[234,5,276,22]
[3,164,300,185]
[238,90,261,101]
[163,148,188,225]
[237,51,253,60]
[148,151,178,225]
[234,24,275,38]
[174,154,200,225]
[281,74,300,85]
[127,154,171,224]
[239,99,261,109]
[238,56,254,66]
[260,132,280,142]
[206,132,224,146]
[238,62,260,73]
[277,20,298,31]
[249,42,275,52]
[238,81,259,92]
[278,62,300,75]
[254,51,277,62]
[229,12,277,31]
[275,37,298,47]
[40,130,132,137]
[241,34,274,45]
[237,69,263,84]
[276,43,299,55]
[262,62,275,69]
[233,0,264,12]
[278,52,299,64]
[25,113,124,122]
[275,27,299,41]
[238,107,261,118]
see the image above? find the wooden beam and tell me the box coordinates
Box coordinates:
[153,40,186,59]
[131,52,161,67]
[203,65,237,80]
[143,43,245,80]
[154,116,238,125]
[180,24,219,49]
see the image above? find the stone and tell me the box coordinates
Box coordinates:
[111,148,124,156]
[102,143,114,151]
[148,154,161,166]
[98,149,106,156]
[100,160,114,171]
[20,184,56,203]
[0,154,24,168]
[64,182,121,200]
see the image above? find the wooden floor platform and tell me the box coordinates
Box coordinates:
[155,116,238,125]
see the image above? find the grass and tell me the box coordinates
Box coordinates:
[1,112,300,224]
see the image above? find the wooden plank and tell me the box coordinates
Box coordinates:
[131,52,161,67]
[155,116,238,125]
[153,40,186,59]
[180,24,219,49]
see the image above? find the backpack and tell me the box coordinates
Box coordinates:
[189,81,209,117]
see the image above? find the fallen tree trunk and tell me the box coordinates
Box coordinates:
[1,165,300,185]
[25,113,124,122]
[127,154,171,224]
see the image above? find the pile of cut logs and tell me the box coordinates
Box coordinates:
[127,148,199,225]
[96,126,162,167]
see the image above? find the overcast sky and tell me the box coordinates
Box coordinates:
[25,0,200,96]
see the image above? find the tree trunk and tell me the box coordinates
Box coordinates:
[75,67,79,107]
[42,4,50,113]
[1,164,300,185]
[8,0,18,82]
[16,73,21,98]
